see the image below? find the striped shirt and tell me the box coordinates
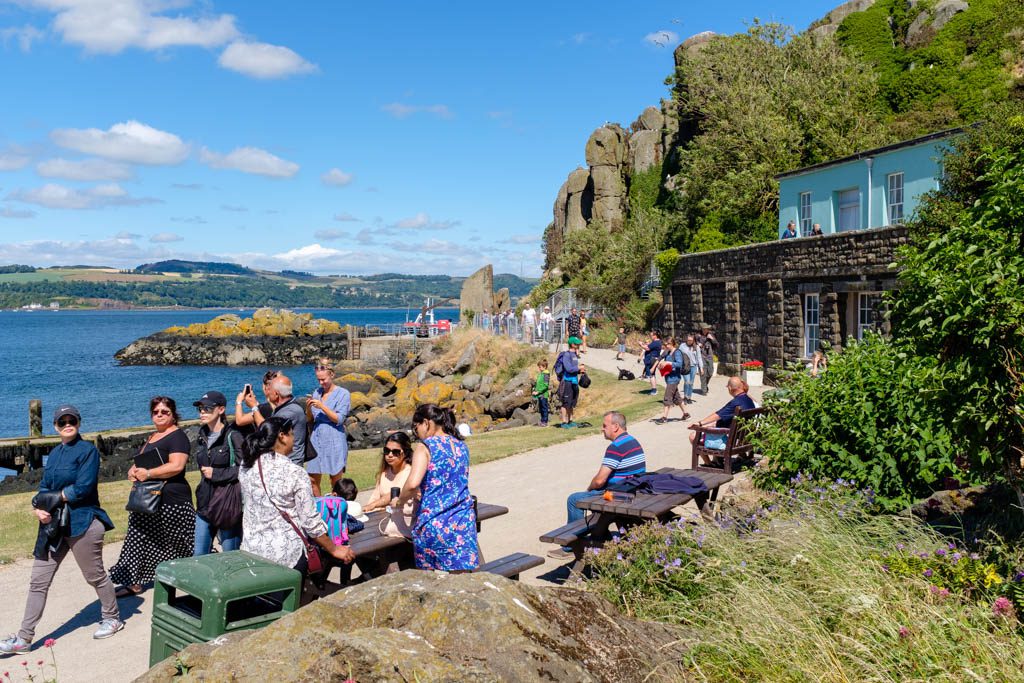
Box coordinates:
[601,434,646,484]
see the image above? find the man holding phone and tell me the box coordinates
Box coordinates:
[233,370,279,435]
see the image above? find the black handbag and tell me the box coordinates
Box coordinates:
[126,444,165,514]
[578,371,592,389]
[257,457,323,576]
[206,435,243,529]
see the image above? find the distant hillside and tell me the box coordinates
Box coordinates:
[135,260,256,276]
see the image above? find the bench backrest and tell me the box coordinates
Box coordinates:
[724,407,764,455]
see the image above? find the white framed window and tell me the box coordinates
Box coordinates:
[799,192,812,235]
[887,172,904,225]
[858,292,883,340]
[804,293,820,357]
[838,188,860,232]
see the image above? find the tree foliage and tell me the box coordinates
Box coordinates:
[669,22,886,246]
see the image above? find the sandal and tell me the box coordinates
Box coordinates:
[115,585,144,598]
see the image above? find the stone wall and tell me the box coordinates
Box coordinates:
[662,226,909,380]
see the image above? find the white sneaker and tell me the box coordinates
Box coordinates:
[93,619,125,640]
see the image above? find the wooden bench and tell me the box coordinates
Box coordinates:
[539,518,594,546]
[477,553,544,580]
[691,406,763,475]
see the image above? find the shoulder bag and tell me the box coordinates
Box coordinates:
[126,443,165,514]
[578,370,592,389]
[257,457,323,576]
[206,433,243,529]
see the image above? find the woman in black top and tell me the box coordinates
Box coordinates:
[109,396,194,596]
[191,390,244,555]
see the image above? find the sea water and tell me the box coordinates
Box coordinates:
[1,308,457,438]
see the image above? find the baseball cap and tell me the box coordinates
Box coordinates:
[193,391,227,409]
[568,336,583,346]
[53,404,81,423]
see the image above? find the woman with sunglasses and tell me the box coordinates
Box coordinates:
[363,432,416,538]
[391,404,479,572]
[191,391,244,556]
[304,360,351,497]
[109,396,194,597]
[0,406,123,655]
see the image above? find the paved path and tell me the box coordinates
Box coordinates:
[0,345,762,682]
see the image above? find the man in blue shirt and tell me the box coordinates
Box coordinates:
[688,377,756,461]
[549,412,645,559]
[781,221,798,239]
[554,337,584,427]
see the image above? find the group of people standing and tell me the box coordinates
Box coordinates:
[637,327,717,424]
[2,358,481,655]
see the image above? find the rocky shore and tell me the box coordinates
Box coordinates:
[114,308,349,366]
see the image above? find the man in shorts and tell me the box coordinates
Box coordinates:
[688,377,755,463]
[554,337,584,427]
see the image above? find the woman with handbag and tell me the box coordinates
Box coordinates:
[0,406,123,655]
[109,396,194,597]
[238,417,354,578]
[191,391,244,556]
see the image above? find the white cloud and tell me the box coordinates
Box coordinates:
[221,204,247,212]
[218,41,317,79]
[36,157,134,181]
[150,232,183,243]
[23,0,239,54]
[200,146,299,178]
[1,206,35,219]
[643,30,678,47]
[0,153,31,171]
[170,215,206,224]
[171,182,203,190]
[0,25,45,52]
[50,120,189,165]
[5,182,161,209]
[321,168,354,187]
[114,231,140,240]
[333,212,359,222]
[389,212,459,230]
[381,103,453,120]
[313,229,348,241]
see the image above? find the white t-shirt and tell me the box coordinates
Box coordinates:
[522,307,536,326]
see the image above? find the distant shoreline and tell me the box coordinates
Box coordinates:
[4,305,462,313]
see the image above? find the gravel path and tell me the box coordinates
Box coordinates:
[0,345,762,682]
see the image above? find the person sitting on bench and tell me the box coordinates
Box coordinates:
[688,376,755,463]
[548,411,645,560]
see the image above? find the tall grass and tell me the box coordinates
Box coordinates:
[586,480,1024,682]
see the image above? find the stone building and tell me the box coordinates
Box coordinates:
[660,226,908,382]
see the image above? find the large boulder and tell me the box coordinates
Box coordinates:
[633,105,664,132]
[140,572,687,683]
[461,373,482,391]
[907,0,968,46]
[565,167,592,233]
[335,372,375,395]
[493,288,511,314]
[459,264,495,322]
[411,379,454,407]
[628,129,663,173]
[454,341,477,373]
[674,30,718,64]
[584,125,627,168]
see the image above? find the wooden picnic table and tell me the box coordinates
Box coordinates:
[345,501,509,579]
[539,467,733,574]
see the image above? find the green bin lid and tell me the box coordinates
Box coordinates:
[155,550,300,598]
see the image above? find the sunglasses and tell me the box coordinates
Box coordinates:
[197,406,218,414]
[315,364,331,371]
[56,417,78,428]
[382,447,404,457]
[152,408,172,416]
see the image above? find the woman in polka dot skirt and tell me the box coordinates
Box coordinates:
[109,396,195,596]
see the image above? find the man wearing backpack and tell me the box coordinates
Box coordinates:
[653,337,689,424]
[554,337,585,428]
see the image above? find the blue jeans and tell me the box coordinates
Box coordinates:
[537,396,549,424]
[567,490,600,524]
[194,514,242,556]
[683,365,697,399]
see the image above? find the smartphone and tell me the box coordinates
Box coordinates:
[243,383,252,396]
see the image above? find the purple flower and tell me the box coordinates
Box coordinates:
[672,558,682,567]
[924,569,933,578]
[935,549,947,557]
[970,553,980,561]
[896,543,905,551]
[616,553,623,561]
[898,626,910,639]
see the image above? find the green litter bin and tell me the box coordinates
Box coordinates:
[149,550,302,667]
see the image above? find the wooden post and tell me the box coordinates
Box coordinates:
[29,400,42,438]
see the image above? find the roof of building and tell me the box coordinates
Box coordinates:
[775,126,965,181]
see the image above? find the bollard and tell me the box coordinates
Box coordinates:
[29,400,42,437]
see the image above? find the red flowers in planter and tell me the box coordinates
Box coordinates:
[742,360,764,370]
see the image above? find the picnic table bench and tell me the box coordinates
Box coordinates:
[539,467,733,573]
[341,501,541,581]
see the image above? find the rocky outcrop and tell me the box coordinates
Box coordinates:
[115,333,349,366]
[809,0,876,39]
[907,0,969,47]
[459,264,495,322]
[140,571,688,683]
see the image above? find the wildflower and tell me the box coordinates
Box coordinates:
[616,553,623,561]
[947,542,956,550]
[43,639,55,648]
[992,596,1015,617]
[923,569,933,578]
[935,549,946,557]
[970,553,980,561]
[881,564,889,572]
[672,558,682,567]
[898,626,910,639]
[896,543,905,551]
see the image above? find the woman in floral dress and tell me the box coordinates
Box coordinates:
[392,403,479,571]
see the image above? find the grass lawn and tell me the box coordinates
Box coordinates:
[0,367,659,564]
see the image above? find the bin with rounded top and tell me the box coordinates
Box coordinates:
[149,550,301,666]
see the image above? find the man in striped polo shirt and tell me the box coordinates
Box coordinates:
[549,411,646,559]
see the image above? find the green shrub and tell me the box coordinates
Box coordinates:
[653,248,680,289]
[750,335,964,511]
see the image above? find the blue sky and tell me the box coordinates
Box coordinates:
[0,1,836,277]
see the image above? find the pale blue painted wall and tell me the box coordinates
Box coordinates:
[777,136,954,238]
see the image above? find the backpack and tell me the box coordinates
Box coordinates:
[315,496,349,546]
